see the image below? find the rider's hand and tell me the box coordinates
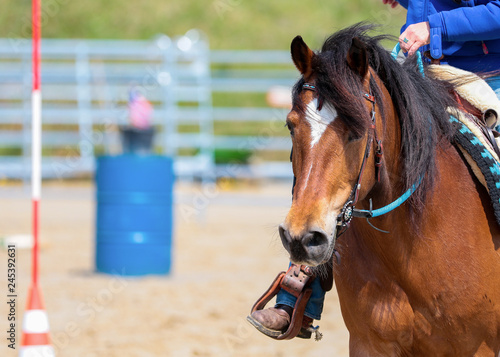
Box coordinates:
[399,22,431,57]
[382,0,399,8]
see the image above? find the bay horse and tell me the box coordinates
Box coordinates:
[280,23,500,356]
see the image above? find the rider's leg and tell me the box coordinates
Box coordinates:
[248,258,333,339]
[275,277,325,320]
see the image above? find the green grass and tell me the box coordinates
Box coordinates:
[212,92,268,108]
[214,148,252,164]
[2,1,406,49]
[0,147,22,156]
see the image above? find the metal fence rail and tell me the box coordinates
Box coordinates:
[0,31,297,181]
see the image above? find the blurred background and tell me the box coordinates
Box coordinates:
[0,1,404,356]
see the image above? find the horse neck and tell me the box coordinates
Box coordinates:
[345,140,482,282]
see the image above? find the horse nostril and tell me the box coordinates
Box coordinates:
[303,230,328,249]
[279,224,291,250]
[279,225,331,264]
[309,232,323,247]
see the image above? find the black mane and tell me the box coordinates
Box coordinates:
[292,23,457,213]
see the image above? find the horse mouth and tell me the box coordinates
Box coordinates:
[279,224,337,267]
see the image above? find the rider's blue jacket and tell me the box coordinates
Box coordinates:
[397,0,500,72]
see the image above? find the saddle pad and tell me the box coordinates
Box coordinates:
[449,108,500,162]
[451,115,500,225]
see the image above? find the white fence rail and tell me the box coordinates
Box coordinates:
[0,31,297,181]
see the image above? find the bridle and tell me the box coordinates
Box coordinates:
[335,88,383,236]
[301,81,422,243]
[302,82,383,234]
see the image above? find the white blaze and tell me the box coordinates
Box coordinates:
[305,98,337,148]
[303,163,313,189]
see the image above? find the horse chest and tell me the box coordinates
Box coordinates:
[342,284,449,355]
[344,279,415,350]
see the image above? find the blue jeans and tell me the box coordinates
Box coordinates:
[276,75,500,321]
[276,278,325,320]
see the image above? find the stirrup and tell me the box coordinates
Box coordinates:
[247,264,320,340]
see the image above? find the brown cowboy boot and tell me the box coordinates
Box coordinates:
[248,304,314,339]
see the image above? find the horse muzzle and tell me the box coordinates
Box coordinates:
[279,224,336,266]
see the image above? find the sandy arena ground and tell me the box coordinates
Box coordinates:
[0,180,349,357]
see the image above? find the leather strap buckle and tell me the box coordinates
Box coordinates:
[281,264,313,297]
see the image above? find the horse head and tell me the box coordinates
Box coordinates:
[280,35,386,266]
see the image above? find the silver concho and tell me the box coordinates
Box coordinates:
[342,200,354,224]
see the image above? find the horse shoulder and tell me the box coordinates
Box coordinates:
[336,239,416,355]
[339,276,415,356]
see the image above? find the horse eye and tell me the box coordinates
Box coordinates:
[285,122,295,136]
[347,131,362,142]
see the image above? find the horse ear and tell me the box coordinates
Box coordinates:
[291,36,314,78]
[346,37,368,78]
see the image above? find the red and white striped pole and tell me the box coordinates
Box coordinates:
[19,0,55,355]
[31,0,41,274]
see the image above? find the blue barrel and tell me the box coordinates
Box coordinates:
[95,155,174,276]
